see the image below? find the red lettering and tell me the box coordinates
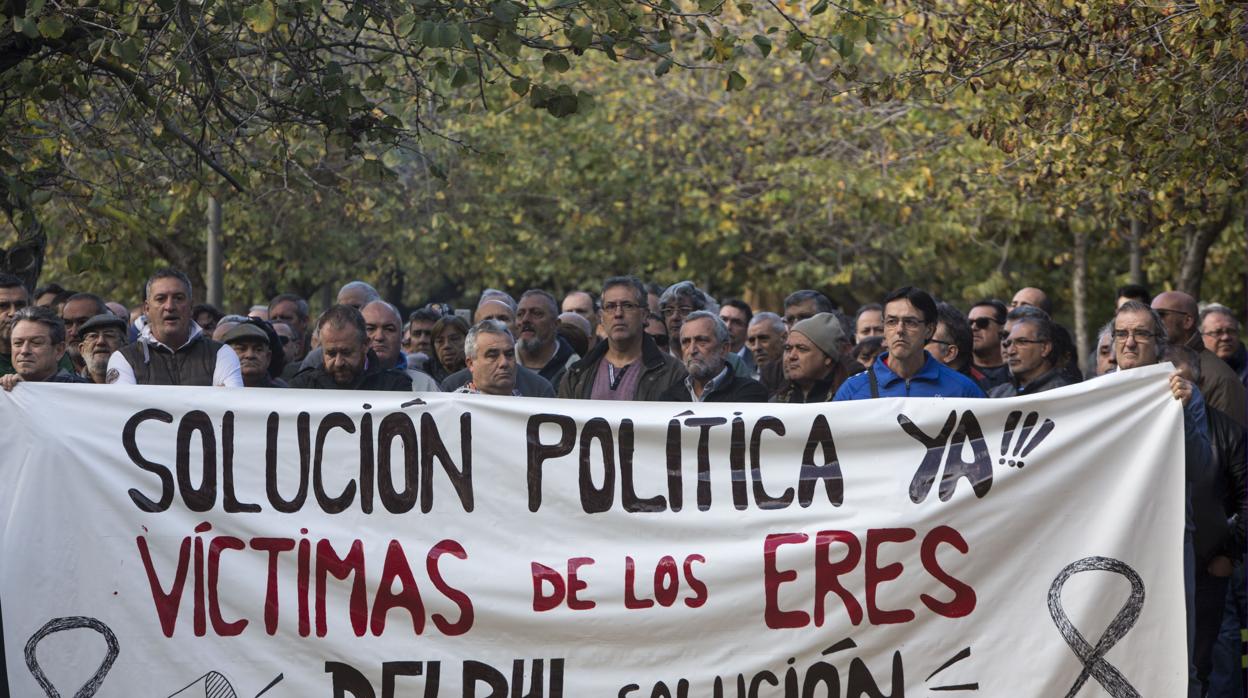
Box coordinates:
[531,562,565,612]
[654,555,679,607]
[683,554,708,609]
[920,525,976,618]
[136,535,190,638]
[370,540,425,636]
[207,536,247,636]
[763,533,810,628]
[814,530,862,626]
[567,557,596,610]
[865,528,916,625]
[315,539,368,637]
[624,556,654,609]
[250,537,295,635]
[428,539,474,635]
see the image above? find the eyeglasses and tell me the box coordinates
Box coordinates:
[970,317,999,330]
[884,316,925,331]
[603,301,642,314]
[661,305,695,318]
[1001,337,1046,349]
[1112,329,1156,342]
[783,313,812,327]
[1202,328,1238,338]
[1155,308,1190,319]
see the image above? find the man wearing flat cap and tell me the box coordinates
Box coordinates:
[77,313,129,384]
[222,322,287,388]
[772,312,850,403]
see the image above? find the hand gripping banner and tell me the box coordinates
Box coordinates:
[0,364,1187,696]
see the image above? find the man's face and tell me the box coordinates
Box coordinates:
[967,305,1003,354]
[517,296,558,354]
[681,317,727,382]
[434,326,466,370]
[61,299,99,360]
[273,322,301,365]
[1010,288,1046,310]
[1003,322,1051,383]
[643,316,669,352]
[194,311,219,335]
[146,277,192,345]
[362,303,402,368]
[883,299,932,363]
[561,292,598,329]
[854,309,884,343]
[319,323,367,386]
[1151,296,1194,344]
[0,285,30,351]
[474,302,515,333]
[1113,310,1160,370]
[925,322,957,367]
[405,320,433,356]
[11,320,63,381]
[719,307,749,351]
[783,299,819,330]
[783,330,833,384]
[1201,313,1239,360]
[269,300,306,336]
[660,294,697,340]
[34,292,57,308]
[601,286,645,346]
[467,332,517,395]
[229,339,272,383]
[1096,332,1116,376]
[747,321,785,365]
[81,325,125,378]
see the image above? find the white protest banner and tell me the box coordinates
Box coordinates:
[1,364,1186,697]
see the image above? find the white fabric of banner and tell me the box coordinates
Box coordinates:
[0,364,1186,697]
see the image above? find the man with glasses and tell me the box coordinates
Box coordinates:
[988,311,1071,397]
[967,299,1011,391]
[1153,291,1246,425]
[60,292,109,373]
[1199,305,1247,390]
[834,287,985,400]
[558,275,686,400]
[77,313,129,384]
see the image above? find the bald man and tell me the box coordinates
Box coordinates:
[1153,290,1245,425]
[1010,287,1051,315]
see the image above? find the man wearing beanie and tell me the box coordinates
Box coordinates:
[834,287,985,400]
[772,312,850,403]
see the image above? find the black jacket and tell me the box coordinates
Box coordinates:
[660,373,770,403]
[987,368,1074,398]
[1193,406,1247,563]
[288,351,412,391]
[558,334,686,401]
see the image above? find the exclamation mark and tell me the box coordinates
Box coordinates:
[999,411,1022,465]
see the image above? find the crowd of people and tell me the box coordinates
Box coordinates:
[0,267,1244,696]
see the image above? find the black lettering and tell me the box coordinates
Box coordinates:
[314,412,357,514]
[176,410,217,512]
[377,413,418,514]
[526,414,576,512]
[124,408,174,512]
[221,411,260,513]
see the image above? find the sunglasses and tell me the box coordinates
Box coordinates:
[971,317,1000,330]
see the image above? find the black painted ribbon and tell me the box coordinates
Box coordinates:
[1047,556,1144,698]
[24,616,119,698]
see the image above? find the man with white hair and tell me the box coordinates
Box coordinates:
[660,311,767,402]
[455,320,520,396]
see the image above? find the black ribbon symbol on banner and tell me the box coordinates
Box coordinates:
[24,616,119,697]
[1047,556,1144,698]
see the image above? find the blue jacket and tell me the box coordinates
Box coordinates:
[833,351,985,400]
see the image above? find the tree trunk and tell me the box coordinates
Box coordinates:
[1129,217,1144,285]
[1177,205,1233,298]
[1072,228,1088,375]
[0,196,46,293]
[205,196,223,308]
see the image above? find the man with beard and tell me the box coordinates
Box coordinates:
[455,320,521,396]
[362,301,440,391]
[1200,305,1247,389]
[516,289,578,386]
[77,314,129,384]
[0,307,89,389]
[108,268,242,386]
[835,287,984,400]
[661,311,768,402]
[61,292,109,373]
[289,305,411,391]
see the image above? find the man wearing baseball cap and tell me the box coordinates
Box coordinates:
[222,322,286,388]
[773,312,850,403]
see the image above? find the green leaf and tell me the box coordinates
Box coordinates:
[510,77,530,95]
[244,0,277,33]
[654,58,673,76]
[30,190,52,205]
[543,53,570,73]
[15,16,38,38]
[450,67,472,88]
[36,15,64,39]
[725,70,746,91]
[433,22,460,48]
[395,13,417,38]
[810,0,828,14]
[752,34,771,57]
[492,0,521,24]
[567,25,593,50]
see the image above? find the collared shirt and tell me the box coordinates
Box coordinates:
[682,364,731,402]
[106,323,242,386]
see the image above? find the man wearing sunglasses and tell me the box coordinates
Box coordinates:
[834,287,985,400]
[1153,291,1246,426]
[967,299,1011,391]
[988,312,1071,397]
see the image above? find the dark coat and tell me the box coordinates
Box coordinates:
[987,368,1074,398]
[439,365,554,397]
[558,334,686,401]
[1193,406,1247,564]
[288,351,412,391]
[660,373,770,403]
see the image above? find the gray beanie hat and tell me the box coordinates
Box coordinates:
[790,312,846,358]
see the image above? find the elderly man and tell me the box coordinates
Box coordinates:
[661,311,767,402]
[560,275,686,400]
[289,305,411,391]
[835,287,985,400]
[455,320,524,396]
[107,269,241,386]
[61,292,109,371]
[0,306,90,389]
[1200,305,1247,389]
[1010,286,1051,314]
[221,323,286,388]
[1092,322,1116,378]
[475,289,518,332]
[747,311,787,393]
[336,281,381,309]
[272,321,303,370]
[516,289,578,385]
[764,312,845,403]
[659,281,717,360]
[988,310,1073,397]
[1153,291,1246,425]
[78,313,129,384]
[967,299,1010,390]
[0,273,30,376]
[362,301,440,391]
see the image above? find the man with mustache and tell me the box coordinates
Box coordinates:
[77,313,129,384]
[660,311,767,402]
[516,289,578,386]
[106,268,242,386]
